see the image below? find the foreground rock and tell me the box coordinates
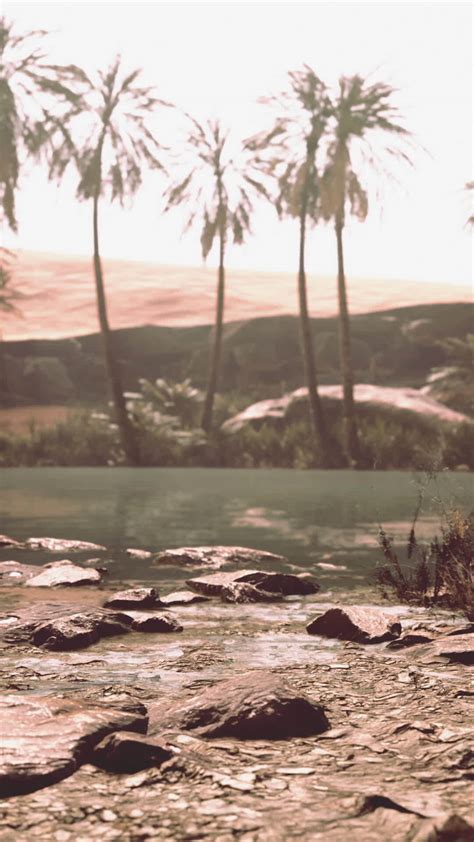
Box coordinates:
[187,569,319,597]
[150,671,329,739]
[104,588,160,609]
[24,537,106,553]
[0,561,38,585]
[220,582,283,603]
[159,590,211,607]
[154,545,288,570]
[416,633,474,665]
[92,731,173,773]
[122,611,183,634]
[25,560,103,588]
[306,606,401,644]
[0,694,147,796]
[32,610,131,650]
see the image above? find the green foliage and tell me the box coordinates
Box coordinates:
[375,507,474,616]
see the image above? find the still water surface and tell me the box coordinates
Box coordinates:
[0,468,472,589]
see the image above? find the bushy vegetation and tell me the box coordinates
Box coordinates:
[375,506,474,617]
[1,398,473,470]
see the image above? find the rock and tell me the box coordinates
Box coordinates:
[104,588,160,609]
[25,560,103,588]
[32,610,131,650]
[387,633,434,650]
[0,561,38,584]
[0,534,23,548]
[92,731,173,773]
[412,812,474,841]
[122,611,183,633]
[154,545,288,570]
[0,693,147,796]
[126,548,153,559]
[25,537,106,553]
[306,606,401,644]
[149,670,329,739]
[187,569,319,597]
[220,582,283,604]
[422,634,474,665]
[159,590,211,607]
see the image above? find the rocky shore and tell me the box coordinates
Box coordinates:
[0,539,472,840]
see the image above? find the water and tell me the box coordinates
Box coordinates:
[0,468,472,589]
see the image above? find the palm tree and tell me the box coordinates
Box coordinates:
[320,75,411,465]
[164,116,269,432]
[45,57,168,464]
[0,17,83,232]
[248,67,332,458]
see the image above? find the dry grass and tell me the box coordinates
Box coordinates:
[0,405,73,433]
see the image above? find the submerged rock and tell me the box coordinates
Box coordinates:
[149,670,329,739]
[306,606,401,644]
[32,610,131,650]
[104,588,160,609]
[159,590,211,607]
[187,569,319,597]
[121,611,183,633]
[25,560,103,588]
[25,537,106,553]
[92,731,173,773]
[154,545,288,570]
[0,693,147,797]
[220,582,283,604]
[126,548,153,559]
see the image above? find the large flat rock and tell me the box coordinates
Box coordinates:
[25,560,103,588]
[154,546,288,570]
[306,606,401,644]
[159,590,211,607]
[0,694,147,796]
[187,569,319,597]
[25,537,106,553]
[220,582,283,603]
[149,670,329,739]
[32,609,132,650]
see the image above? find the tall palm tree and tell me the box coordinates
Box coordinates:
[164,116,269,432]
[248,67,332,459]
[320,75,411,465]
[0,17,82,231]
[46,57,168,464]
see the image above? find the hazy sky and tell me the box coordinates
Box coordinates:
[4,1,473,288]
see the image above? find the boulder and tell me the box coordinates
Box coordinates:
[126,548,153,559]
[32,609,131,650]
[25,559,103,588]
[104,588,160,609]
[220,582,283,604]
[92,731,173,773]
[121,611,183,634]
[0,561,38,584]
[25,537,106,553]
[306,606,401,644]
[187,569,319,597]
[0,534,23,549]
[149,670,329,739]
[154,545,288,570]
[159,590,211,607]
[0,693,147,796]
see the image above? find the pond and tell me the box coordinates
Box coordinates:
[0,468,472,590]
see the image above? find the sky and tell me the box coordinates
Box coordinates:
[3,1,473,289]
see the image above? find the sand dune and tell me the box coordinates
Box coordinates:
[3,250,471,341]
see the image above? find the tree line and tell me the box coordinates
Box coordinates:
[1,17,413,466]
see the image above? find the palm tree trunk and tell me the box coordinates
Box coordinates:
[335,217,359,465]
[92,192,139,465]
[201,228,225,432]
[298,201,328,456]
